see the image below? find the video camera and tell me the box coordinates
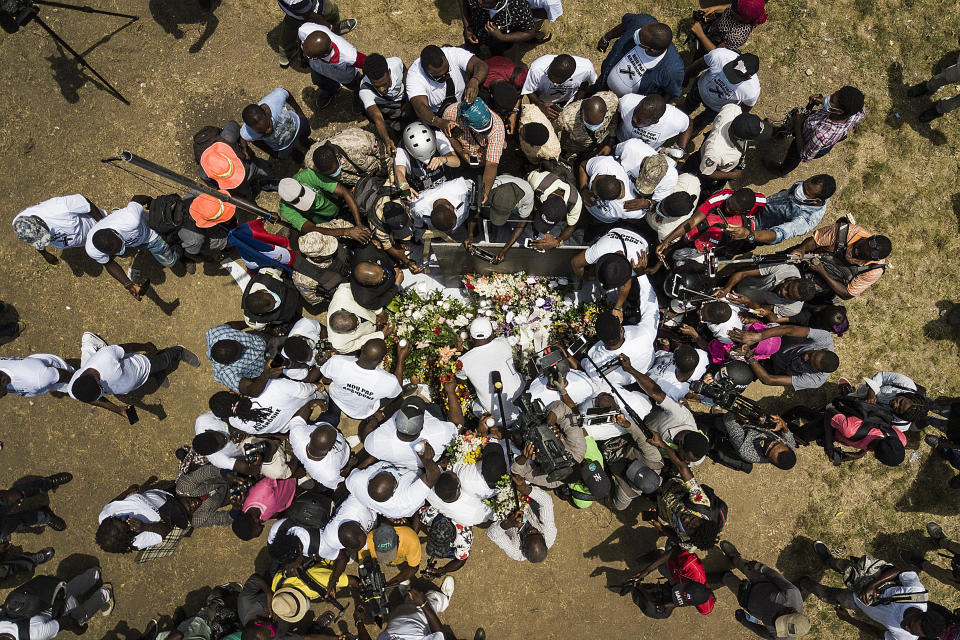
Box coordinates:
[243,440,270,463]
[1,0,37,31]
[688,361,775,427]
[357,558,389,627]
[514,394,578,483]
[535,346,569,390]
[228,477,256,501]
[579,407,622,428]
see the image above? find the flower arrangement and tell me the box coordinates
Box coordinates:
[483,474,520,519]
[445,431,489,465]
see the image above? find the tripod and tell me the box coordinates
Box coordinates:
[8,0,138,104]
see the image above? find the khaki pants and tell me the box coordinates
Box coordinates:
[338,413,363,439]
[927,52,960,114]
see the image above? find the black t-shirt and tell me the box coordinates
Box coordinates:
[349,244,399,310]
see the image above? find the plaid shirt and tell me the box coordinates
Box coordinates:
[204,324,267,392]
[801,104,865,161]
[443,103,506,165]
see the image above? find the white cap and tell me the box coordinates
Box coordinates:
[278,178,318,212]
[469,317,494,340]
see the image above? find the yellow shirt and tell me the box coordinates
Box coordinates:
[271,561,348,600]
[360,526,422,567]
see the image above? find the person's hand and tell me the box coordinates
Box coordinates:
[864,388,878,404]
[484,22,505,40]
[532,234,560,250]
[382,138,397,155]
[353,602,365,623]
[770,415,787,432]
[618,353,633,371]
[654,242,670,261]
[126,517,145,534]
[265,363,285,379]
[404,184,421,201]
[375,310,389,325]
[417,441,435,460]
[397,341,413,360]
[493,250,506,264]
[690,20,704,36]
[463,237,474,252]
[623,197,651,212]
[539,102,560,120]
[580,187,597,207]
[464,28,479,44]
[611,307,623,321]
[464,78,479,104]
[678,324,699,339]
[647,431,666,448]
[41,251,59,266]
[511,472,530,494]
[441,376,457,391]
[726,292,752,306]
[809,93,825,107]
[503,507,524,528]
[631,250,648,274]
[345,226,372,243]
[728,328,761,346]
[596,35,611,52]
[522,441,536,462]
[127,283,144,301]
[408,589,427,606]
[725,225,752,241]
[394,269,404,286]
[438,118,458,139]
[834,605,854,622]
[427,156,446,170]
[404,258,424,274]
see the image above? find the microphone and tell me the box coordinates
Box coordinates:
[491,370,503,390]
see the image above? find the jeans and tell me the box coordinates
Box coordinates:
[64,567,110,625]
[927,52,960,114]
[0,508,52,540]
[148,346,185,376]
[779,141,832,175]
[144,232,182,268]
[311,69,362,100]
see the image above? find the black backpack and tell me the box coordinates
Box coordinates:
[354,174,399,223]
[193,126,223,165]
[275,490,334,557]
[832,398,898,441]
[147,194,188,235]
[689,483,728,533]
[3,575,67,620]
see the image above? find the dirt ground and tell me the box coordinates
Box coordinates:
[1,0,960,638]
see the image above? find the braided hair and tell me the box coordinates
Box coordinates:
[208,391,273,424]
[95,516,136,554]
[893,391,928,423]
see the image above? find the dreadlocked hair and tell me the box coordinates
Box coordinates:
[208,391,273,424]
[95,516,136,554]
[894,391,928,422]
[688,519,722,550]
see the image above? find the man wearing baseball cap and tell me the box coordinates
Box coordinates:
[681,105,772,195]
[361,395,459,470]
[572,225,658,323]
[12,194,104,266]
[456,317,522,423]
[443,97,505,203]
[525,169,583,250]
[682,48,761,140]
[615,140,678,214]
[277,171,371,244]
[359,522,423,586]
[463,175,533,263]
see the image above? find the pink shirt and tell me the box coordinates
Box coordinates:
[831,413,907,451]
[243,477,297,520]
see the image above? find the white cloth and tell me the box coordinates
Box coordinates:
[363,412,457,469]
[288,416,351,489]
[456,338,523,415]
[267,518,315,556]
[697,48,760,112]
[0,354,71,397]
[700,104,747,176]
[321,355,402,419]
[376,595,448,640]
[521,54,596,107]
[616,94,689,148]
[84,202,156,264]
[0,616,61,640]
[584,155,637,223]
[614,139,678,202]
[426,487,493,527]
[853,571,927,640]
[584,227,648,265]
[283,317,323,380]
[409,177,473,232]
[97,490,170,549]
[486,486,556,561]
[316,495,378,560]
[345,461,431,518]
[704,302,743,344]
[582,324,657,385]
[406,46,475,113]
[607,44,666,97]
[14,194,97,250]
[527,369,596,407]
[228,378,319,434]
[452,459,496,500]
[298,23,360,83]
[194,411,244,470]
[69,344,150,398]
[359,56,406,109]
[646,349,708,401]
[325,283,383,354]
[527,0,562,20]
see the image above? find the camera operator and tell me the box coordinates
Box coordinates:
[729,325,838,392]
[487,475,556,563]
[526,350,597,408]
[646,345,709,402]
[511,398,586,489]
[595,389,665,510]
[358,523,422,587]
[619,355,710,465]
[351,584,457,640]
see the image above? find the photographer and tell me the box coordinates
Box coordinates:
[174,464,245,529]
[511,399,586,489]
[787,219,890,300]
[359,523,422,587]
[191,412,293,479]
[712,412,797,473]
[581,313,657,387]
[620,546,715,618]
[96,485,196,554]
[716,265,819,323]
[415,505,475,578]
[487,475,556,563]
[351,584,456,640]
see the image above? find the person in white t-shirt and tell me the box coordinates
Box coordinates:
[571,227,657,323]
[406,44,489,138]
[409,176,474,237]
[602,23,673,97]
[581,312,657,386]
[682,48,760,139]
[528,366,596,407]
[456,318,523,424]
[362,394,459,470]
[358,54,409,153]
[615,138,678,205]
[299,23,364,109]
[345,449,441,519]
[314,495,379,593]
[616,94,689,148]
[279,317,323,381]
[12,193,104,266]
[426,470,494,527]
[96,486,194,553]
[85,197,183,300]
[0,354,73,400]
[191,410,295,479]
[527,0,563,41]
[521,54,597,118]
[0,566,114,639]
[208,377,322,435]
[646,346,708,402]
[319,339,403,435]
[68,332,199,422]
[287,412,351,490]
[578,155,644,223]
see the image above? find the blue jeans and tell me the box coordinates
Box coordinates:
[144,232,182,268]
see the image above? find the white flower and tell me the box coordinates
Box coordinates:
[484,310,493,317]
[526,276,536,284]
[558,278,569,286]
[441,301,450,310]
[548,280,558,288]
[505,311,514,324]
[404,309,413,317]
[508,335,519,346]
[459,331,468,340]
[454,314,469,326]
[535,297,545,308]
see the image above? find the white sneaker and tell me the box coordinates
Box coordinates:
[440,576,455,599]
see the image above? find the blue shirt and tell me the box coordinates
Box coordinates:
[757,181,829,244]
[598,14,685,99]
[205,325,267,392]
[240,88,301,152]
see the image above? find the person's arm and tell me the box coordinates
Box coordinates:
[118,342,156,354]
[656,211,706,257]
[463,212,479,250]
[485,22,535,43]
[528,92,560,120]
[411,95,455,137]
[481,161,499,204]
[408,589,447,636]
[806,258,855,300]
[619,355,667,404]
[460,0,477,43]
[718,267,761,295]
[251,139,276,157]
[386,561,419,586]
[570,251,589,279]
[690,20,718,54]
[84,197,105,221]
[366,104,397,155]
[747,360,794,389]
[730,324,809,344]
[332,183,365,229]
[496,220,528,262]
[394,342,411,383]
[465,56,489,99]
[418,443,442,487]
[612,278,632,319]
[442,377,465,426]
[649,431,692,481]
[596,22,626,51]
[630,547,673,580]
[90,396,135,419]
[237,363,285,397]
[103,259,144,300]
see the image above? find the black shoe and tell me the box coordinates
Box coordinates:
[926,434,942,448]
[172,606,186,628]
[950,474,960,490]
[813,540,833,564]
[46,472,73,488]
[260,181,280,193]
[474,629,486,640]
[30,547,55,566]
[796,576,815,595]
[919,106,942,123]
[177,347,200,367]
[928,521,946,544]
[315,93,335,110]
[720,540,741,561]
[899,549,924,569]
[907,82,931,97]
[139,619,159,640]
[45,512,67,532]
[335,18,356,35]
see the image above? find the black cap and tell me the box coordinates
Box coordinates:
[492,82,519,113]
[594,311,622,342]
[579,460,611,498]
[730,113,772,141]
[596,254,632,289]
[480,444,508,487]
[532,195,566,234]
[521,122,550,146]
[383,201,413,239]
[659,191,696,218]
[722,53,760,83]
[874,437,905,466]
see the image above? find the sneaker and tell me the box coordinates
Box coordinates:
[100,584,115,617]
[906,82,931,98]
[335,18,357,35]
[177,347,200,367]
[919,106,942,123]
[474,629,485,640]
[46,472,73,488]
[30,547,55,566]
[720,540,742,561]
[926,434,943,448]
[315,93,335,110]
[899,550,924,569]
[139,619,159,640]
[45,511,67,532]
[172,606,186,628]
[279,54,291,68]
[440,575,455,599]
[813,540,833,564]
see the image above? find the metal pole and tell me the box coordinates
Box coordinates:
[34,0,139,19]
[110,151,276,220]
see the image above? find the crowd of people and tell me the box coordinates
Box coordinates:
[2,1,959,639]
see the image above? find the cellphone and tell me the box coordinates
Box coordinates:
[126,406,139,425]
[468,154,481,167]
[581,409,620,427]
[523,238,545,253]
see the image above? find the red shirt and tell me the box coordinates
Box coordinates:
[482,56,528,89]
[831,413,907,451]
[685,189,767,252]
[668,551,715,615]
